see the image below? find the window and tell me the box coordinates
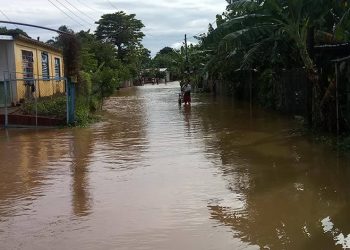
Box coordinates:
[41,52,49,80]
[54,57,61,79]
[22,50,34,85]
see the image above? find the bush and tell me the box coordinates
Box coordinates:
[78,71,92,97]
[75,100,90,126]
[92,67,119,102]
[21,95,66,119]
[155,70,166,79]
[75,95,101,126]
[89,95,100,112]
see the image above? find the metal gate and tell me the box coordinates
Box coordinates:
[0,72,74,127]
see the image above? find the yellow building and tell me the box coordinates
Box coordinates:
[0,34,64,106]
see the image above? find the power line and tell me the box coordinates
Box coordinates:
[107,0,118,11]
[62,0,96,22]
[0,9,19,28]
[75,0,102,15]
[53,0,93,27]
[47,0,85,28]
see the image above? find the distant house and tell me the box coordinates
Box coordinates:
[0,34,64,107]
[141,68,170,85]
[159,68,170,82]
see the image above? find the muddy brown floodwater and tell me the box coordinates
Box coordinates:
[1,82,350,250]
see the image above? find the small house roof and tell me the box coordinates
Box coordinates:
[14,34,63,54]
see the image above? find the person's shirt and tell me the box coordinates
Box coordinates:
[184,84,191,93]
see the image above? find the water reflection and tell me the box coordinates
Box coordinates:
[70,129,93,217]
[1,83,350,249]
[321,216,350,248]
[0,129,70,218]
[197,97,350,249]
[182,104,191,133]
[0,128,94,218]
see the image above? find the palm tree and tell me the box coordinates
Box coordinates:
[201,0,350,129]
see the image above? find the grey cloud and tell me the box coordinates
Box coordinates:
[0,0,226,55]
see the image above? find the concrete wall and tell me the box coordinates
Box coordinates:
[0,40,15,80]
[0,40,16,107]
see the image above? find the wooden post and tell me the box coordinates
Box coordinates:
[4,78,8,127]
[335,63,340,136]
[249,69,253,120]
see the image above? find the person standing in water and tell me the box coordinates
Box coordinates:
[182,82,191,105]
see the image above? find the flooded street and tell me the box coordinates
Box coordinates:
[1,82,350,249]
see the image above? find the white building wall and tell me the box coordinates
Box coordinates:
[0,39,16,106]
[0,40,15,80]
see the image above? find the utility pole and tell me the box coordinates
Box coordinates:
[184,34,189,74]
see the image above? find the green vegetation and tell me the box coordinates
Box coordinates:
[21,95,66,119]
[145,45,197,82]
[48,11,150,126]
[0,27,30,37]
[175,0,350,134]
[95,11,145,61]
[7,2,350,135]
[151,47,183,80]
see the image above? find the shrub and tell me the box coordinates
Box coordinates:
[78,71,92,97]
[21,95,66,119]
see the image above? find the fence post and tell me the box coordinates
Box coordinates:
[335,63,340,136]
[4,78,8,128]
[67,78,76,125]
[35,80,38,127]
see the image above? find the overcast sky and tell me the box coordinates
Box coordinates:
[0,0,227,56]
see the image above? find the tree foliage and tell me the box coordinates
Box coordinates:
[95,11,145,61]
[46,10,149,118]
[0,27,29,37]
[189,0,350,132]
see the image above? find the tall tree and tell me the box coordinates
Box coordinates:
[158,47,174,55]
[95,11,145,61]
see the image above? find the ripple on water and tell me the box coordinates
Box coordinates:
[1,83,350,250]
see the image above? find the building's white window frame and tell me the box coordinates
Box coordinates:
[22,50,34,85]
[54,57,61,79]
